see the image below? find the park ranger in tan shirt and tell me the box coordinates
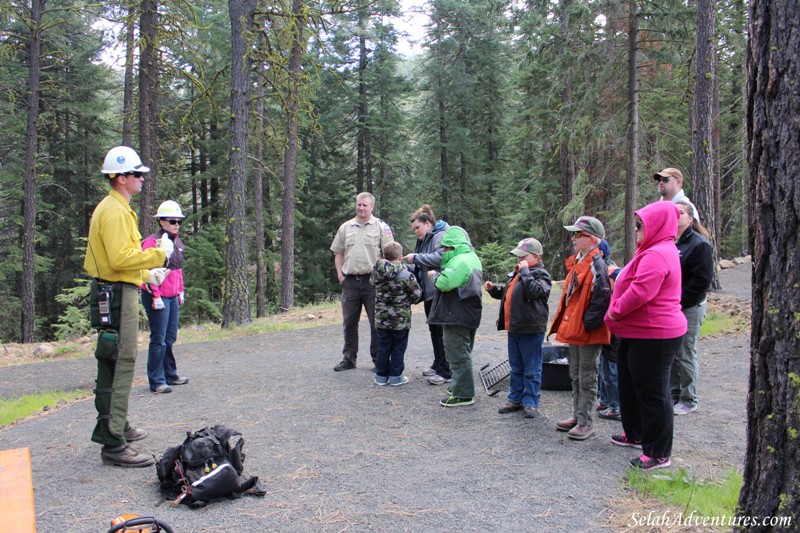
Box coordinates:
[330,192,394,371]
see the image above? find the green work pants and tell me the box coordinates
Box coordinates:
[92,283,139,446]
[568,343,601,426]
[443,325,477,399]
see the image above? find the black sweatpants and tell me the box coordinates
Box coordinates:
[617,335,684,459]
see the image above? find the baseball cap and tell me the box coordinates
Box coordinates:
[564,216,605,239]
[653,168,683,182]
[510,238,543,257]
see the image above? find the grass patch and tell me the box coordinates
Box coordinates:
[0,389,91,427]
[626,466,742,518]
[700,311,747,337]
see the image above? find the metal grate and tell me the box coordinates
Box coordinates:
[479,359,511,396]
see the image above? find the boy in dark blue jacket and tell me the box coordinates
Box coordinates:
[485,238,552,418]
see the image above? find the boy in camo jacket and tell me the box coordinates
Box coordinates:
[371,241,423,386]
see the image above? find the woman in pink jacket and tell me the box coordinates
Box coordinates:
[141,201,189,393]
[604,201,687,470]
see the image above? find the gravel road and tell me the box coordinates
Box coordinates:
[0,264,752,532]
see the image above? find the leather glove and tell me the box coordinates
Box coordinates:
[157,234,174,261]
[178,291,185,305]
[147,268,169,286]
[152,297,165,310]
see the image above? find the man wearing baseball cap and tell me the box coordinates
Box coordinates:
[653,168,700,220]
[548,216,612,440]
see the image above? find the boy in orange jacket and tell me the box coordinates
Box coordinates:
[548,216,611,440]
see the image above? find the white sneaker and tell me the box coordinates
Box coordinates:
[673,403,697,415]
[427,374,452,385]
[422,368,436,377]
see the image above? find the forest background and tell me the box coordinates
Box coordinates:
[0,0,748,344]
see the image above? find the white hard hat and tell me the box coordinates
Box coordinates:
[154,200,184,219]
[101,146,150,175]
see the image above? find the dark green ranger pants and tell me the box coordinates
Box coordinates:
[92,283,139,446]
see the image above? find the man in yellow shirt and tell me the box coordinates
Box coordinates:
[84,146,171,467]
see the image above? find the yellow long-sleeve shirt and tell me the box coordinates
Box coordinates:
[83,189,166,285]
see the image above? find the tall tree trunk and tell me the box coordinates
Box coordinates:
[738,0,800,524]
[280,0,305,312]
[624,0,639,264]
[222,0,255,328]
[691,0,720,288]
[122,0,136,146]
[356,9,369,194]
[253,47,267,318]
[557,0,575,278]
[139,0,159,235]
[21,0,44,343]
[457,40,468,228]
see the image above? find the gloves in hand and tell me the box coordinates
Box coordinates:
[157,235,174,261]
[178,291,185,305]
[152,297,165,310]
[147,268,169,286]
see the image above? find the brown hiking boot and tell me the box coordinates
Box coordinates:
[498,402,522,414]
[555,416,578,432]
[101,445,155,468]
[567,424,594,441]
[123,426,147,442]
[523,407,539,419]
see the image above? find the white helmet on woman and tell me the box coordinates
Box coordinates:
[154,200,185,219]
[101,146,150,175]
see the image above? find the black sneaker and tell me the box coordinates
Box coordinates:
[611,432,642,449]
[440,396,475,407]
[629,455,671,470]
[334,360,356,372]
[598,406,622,421]
[101,445,155,468]
[123,426,147,442]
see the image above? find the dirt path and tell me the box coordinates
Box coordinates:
[0,265,752,532]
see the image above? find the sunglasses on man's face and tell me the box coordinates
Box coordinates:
[635,221,644,231]
[573,232,590,239]
[162,219,182,225]
[655,176,671,184]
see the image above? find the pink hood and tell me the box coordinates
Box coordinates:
[604,202,687,339]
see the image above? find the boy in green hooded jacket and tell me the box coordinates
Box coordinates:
[427,226,483,407]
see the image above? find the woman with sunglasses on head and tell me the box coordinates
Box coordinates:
[141,200,189,393]
[605,202,687,471]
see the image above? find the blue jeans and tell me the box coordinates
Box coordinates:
[375,328,409,378]
[507,332,545,408]
[141,292,180,389]
[597,354,619,409]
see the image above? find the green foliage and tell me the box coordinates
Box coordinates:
[181,225,226,324]
[53,279,92,342]
[626,467,743,518]
[476,242,515,285]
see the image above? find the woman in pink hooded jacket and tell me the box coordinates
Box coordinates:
[604,201,687,471]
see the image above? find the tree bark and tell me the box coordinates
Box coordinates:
[221,0,255,328]
[624,0,639,264]
[738,0,800,526]
[691,0,720,289]
[253,46,267,318]
[557,0,575,278]
[280,0,305,312]
[122,0,136,146]
[138,0,159,235]
[21,0,45,343]
[356,8,370,194]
